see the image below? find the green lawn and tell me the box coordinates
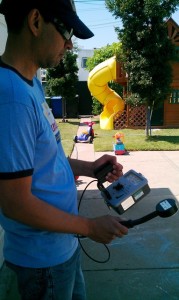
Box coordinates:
[93,120,179,151]
[57,117,179,156]
[57,118,80,156]
[94,132,179,151]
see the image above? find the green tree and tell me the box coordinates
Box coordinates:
[45,50,79,117]
[106,0,178,135]
[86,42,124,115]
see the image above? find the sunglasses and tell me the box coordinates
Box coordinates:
[51,18,73,41]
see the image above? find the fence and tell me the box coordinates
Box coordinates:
[114,105,147,129]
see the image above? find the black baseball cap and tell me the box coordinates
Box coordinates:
[0,0,94,39]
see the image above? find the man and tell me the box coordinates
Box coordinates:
[0,0,128,299]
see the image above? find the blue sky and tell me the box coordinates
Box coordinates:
[74,0,179,50]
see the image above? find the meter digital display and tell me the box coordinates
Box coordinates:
[125,173,142,185]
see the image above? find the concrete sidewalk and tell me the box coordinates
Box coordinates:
[72,118,179,300]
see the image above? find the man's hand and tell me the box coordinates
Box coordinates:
[92,154,123,183]
[87,215,128,244]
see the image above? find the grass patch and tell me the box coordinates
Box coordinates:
[57,117,179,154]
[57,118,80,156]
[93,119,179,151]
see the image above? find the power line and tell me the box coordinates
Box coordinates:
[75,0,121,47]
[75,0,106,6]
[75,1,105,2]
[89,21,121,27]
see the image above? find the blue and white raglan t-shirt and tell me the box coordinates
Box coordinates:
[0,60,78,267]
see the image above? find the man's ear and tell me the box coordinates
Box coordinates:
[27,9,42,36]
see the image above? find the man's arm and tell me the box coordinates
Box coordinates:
[69,154,123,182]
[0,176,128,244]
[0,176,90,234]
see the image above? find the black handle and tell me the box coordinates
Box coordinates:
[120,211,158,228]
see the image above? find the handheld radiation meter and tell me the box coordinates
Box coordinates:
[78,162,178,263]
[98,169,150,215]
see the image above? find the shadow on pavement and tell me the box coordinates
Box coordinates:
[78,187,179,300]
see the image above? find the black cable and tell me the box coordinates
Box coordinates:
[78,179,97,210]
[77,179,111,263]
[78,238,111,264]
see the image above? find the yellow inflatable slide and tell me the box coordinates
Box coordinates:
[87,56,125,130]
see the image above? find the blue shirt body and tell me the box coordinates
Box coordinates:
[0,62,78,267]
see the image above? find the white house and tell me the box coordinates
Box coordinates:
[77,49,94,81]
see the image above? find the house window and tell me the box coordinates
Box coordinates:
[169,89,179,104]
[81,57,88,68]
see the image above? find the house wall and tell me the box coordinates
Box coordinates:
[171,62,179,88]
[164,100,179,126]
[164,62,179,127]
[77,49,94,81]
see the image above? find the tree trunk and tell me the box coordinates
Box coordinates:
[146,106,151,136]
